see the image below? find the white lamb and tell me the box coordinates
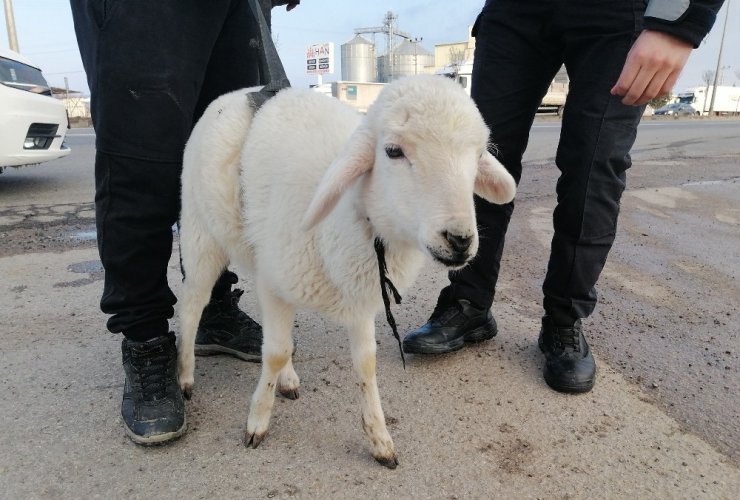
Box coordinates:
[177,74,516,468]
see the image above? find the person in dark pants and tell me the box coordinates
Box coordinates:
[70,0,299,445]
[403,0,724,393]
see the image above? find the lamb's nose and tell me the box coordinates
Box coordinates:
[445,231,473,254]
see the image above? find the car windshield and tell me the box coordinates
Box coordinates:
[0,56,52,95]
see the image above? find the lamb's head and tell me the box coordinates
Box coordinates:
[302,75,516,269]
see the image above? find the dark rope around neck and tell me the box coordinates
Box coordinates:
[374,237,405,369]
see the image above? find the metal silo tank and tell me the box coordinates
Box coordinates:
[391,40,434,79]
[341,35,376,82]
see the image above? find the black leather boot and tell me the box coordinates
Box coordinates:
[538,316,596,393]
[403,299,497,354]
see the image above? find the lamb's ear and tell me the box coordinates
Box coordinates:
[475,150,516,204]
[302,126,375,229]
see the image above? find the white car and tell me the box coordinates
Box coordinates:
[0,47,70,172]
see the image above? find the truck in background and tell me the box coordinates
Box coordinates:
[676,85,740,116]
[438,60,569,116]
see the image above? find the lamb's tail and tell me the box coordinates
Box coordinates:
[181,87,263,250]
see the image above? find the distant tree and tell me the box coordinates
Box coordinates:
[448,47,466,77]
[648,95,672,110]
[700,69,716,114]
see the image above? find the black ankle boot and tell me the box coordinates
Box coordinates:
[538,316,596,393]
[402,299,497,354]
[195,288,262,362]
[121,333,186,445]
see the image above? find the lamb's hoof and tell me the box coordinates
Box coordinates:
[374,453,399,469]
[278,387,299,400]
[244,431,265,448]
[181,384,193,400]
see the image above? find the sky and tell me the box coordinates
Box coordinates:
[1,0,738,96]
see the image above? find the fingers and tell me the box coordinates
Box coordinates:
[610,30,693,106]
[630,68,673,106]
[637,69,673,106]
[611,60,640,102]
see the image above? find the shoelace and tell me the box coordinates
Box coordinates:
[429,300,463,323]
[552,326,581,353]
[132,349,172,400]
[228,289,245,308]
[225,289,251,322]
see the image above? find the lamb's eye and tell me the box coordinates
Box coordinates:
[384,144,404,159]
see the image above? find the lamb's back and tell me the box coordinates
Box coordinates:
[241,89,360,234]
[240,89,369,313]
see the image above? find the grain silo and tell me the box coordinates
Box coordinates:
[377,39,433,82]
[341,35,377,82]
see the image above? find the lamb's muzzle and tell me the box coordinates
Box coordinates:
[177,75,516,468]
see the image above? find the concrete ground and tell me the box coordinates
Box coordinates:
[1,247,738,498]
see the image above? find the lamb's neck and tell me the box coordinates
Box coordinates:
[321,190,424,294]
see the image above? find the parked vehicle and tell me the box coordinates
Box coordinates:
[677,85,740,116]
[654,102,700,117]
[0,47,70,173]
[437,60,568,115]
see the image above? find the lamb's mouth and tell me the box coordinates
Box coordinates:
[429,248,470,269]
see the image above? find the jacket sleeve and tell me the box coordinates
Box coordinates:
[643,0,726,48]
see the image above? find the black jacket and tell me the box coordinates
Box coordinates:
[481,0,725,48]
[643,0,725,47]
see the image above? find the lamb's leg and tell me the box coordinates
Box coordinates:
[177,221,228,399]
[348,317,398,469]
[245,281,296,447]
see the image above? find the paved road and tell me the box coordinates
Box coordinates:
[0,118,738,498]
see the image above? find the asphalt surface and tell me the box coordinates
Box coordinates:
[0,118,738,498]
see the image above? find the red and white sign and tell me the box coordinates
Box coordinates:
[306,42,334,75]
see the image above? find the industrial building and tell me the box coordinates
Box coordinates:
[327,12,569,114]
[329,11,452,110]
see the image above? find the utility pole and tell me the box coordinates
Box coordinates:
[3,0,20,52]
[412,37,422,75]
[709,0,731,116]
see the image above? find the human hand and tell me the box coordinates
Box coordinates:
[610,30,693,106]
[272,0,300,11]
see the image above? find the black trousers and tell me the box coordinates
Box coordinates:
[444,0,647,325]
[71,0,264,338]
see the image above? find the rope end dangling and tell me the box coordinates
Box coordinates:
[374,238,406,369]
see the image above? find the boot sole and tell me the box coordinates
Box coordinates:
[194,344,261,362]
[403,323,497,354]
[542,371,595,393]
[124,417,187,446]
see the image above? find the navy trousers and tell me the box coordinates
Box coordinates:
[444,0,647,325]
[71,0,264,338]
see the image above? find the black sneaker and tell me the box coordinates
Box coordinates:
[402,299,497,354]
[121,333,186,445]
[195,289,262,362]
[538,316,596,393]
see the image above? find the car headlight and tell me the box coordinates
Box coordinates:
[0,56,52,96]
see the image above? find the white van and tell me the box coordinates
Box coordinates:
[437,59,568,116]
[0,47,71,172]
